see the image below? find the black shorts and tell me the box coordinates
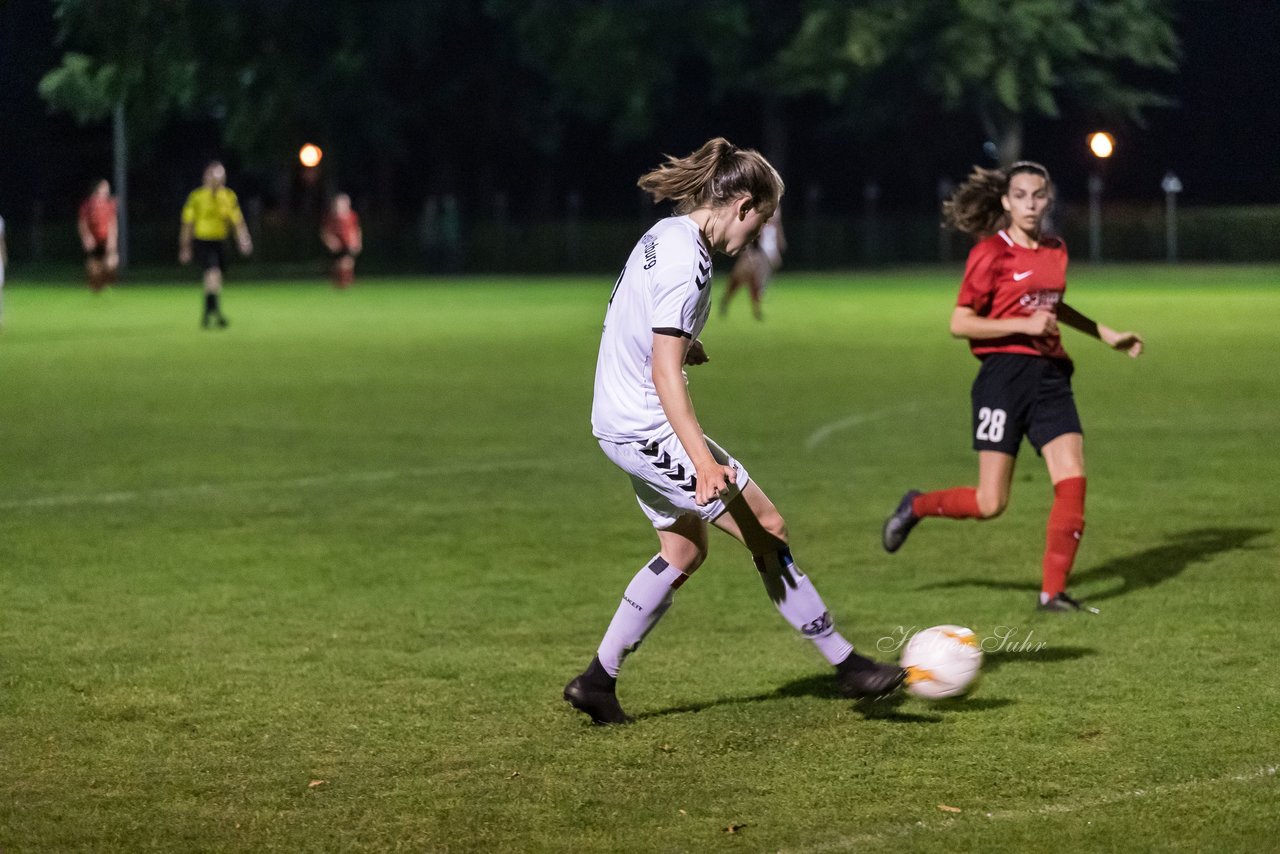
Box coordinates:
[328,247,354,262]
[193,239,227,272]
[970,353,1082,456]
[87,241,108,260]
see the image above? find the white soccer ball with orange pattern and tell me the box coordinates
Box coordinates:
[900,625,983,699]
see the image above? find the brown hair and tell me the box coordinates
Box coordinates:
[637,137,784,216]
[942,161,1053,237]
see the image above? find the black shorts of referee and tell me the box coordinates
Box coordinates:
[192,239,227,272]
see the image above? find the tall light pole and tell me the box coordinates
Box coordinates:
[1162,171,1183,263]
[1087,132,1114,263]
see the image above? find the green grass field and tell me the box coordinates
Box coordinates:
[2,266,1277,852]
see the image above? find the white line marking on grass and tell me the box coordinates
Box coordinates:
[805,405,919,451]
[0,459,562,510]
[789,764,1277,853]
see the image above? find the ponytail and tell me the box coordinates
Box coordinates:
[638,137,784,216]
[942,161,1053,237]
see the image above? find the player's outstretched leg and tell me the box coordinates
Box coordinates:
[753,546,905,699]
[720,483,905,700]
[883,485,991,553]
[565,554,688,725]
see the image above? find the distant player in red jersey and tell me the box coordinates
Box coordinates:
[881,162,1143,613]
[721,207,786,320]
[320,194,362,289]
[77,179,119,292]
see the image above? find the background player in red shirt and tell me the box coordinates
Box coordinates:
[881,161,1143,612]
[320,194,362,289]
[77,179,119,292]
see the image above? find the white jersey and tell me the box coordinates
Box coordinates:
[592,216,713,443]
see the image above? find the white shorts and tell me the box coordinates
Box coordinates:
[599,433,751,529]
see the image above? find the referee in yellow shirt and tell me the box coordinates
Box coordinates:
[179,161,253,328]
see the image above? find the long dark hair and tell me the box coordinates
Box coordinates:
[942,161,1053,237]
[637,137,784,216]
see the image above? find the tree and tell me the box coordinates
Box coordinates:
[492,1,816,178]
[39,0,207,266]
[777,0,1180,165]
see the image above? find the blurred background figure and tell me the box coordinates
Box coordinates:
[178,161,253,329]
[76,179,118,292]
[721,207,786,320]
[320,193,362,289]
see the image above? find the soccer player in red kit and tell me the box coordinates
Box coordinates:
[881,162,1143,612]
[77,179,119,291]
[321,194,362,289]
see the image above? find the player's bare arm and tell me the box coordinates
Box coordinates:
[1058,302,1143,357]
[950,305,1057,339]
[236,222,253,256]
[106,218,119,267]
[178,222,193,264]
[651,332,735,506]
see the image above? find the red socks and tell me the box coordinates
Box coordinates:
[1042,476,1086,597]
[910,477,1087,599]
[912,487,981,519]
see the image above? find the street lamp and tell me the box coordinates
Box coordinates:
[1087,132,1114,262]
[1162,171,1183,263]
[299,143,323,169]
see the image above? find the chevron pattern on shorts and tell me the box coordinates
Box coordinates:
[640,441,699,493]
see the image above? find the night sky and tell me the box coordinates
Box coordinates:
[1,1,1277,229]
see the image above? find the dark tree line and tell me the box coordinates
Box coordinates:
[30,0,1179,260]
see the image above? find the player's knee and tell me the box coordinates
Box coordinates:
[681,548,709,574]
[976,491,1008,519]
[662,543,708,574]
[758,507,789,543]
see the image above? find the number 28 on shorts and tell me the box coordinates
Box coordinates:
[976,406,1007,442]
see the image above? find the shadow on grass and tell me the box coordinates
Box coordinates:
[982,644,1095,673]
[914,526,1270,602]
[635,674,1015,724]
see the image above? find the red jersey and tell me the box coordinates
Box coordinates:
[323,210,361,249]
[956,229,1070,361]
[78,196,118,243]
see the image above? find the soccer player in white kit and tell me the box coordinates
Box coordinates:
[565,139,905,724]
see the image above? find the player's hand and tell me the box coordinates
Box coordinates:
[685,339,710,366]
[238,237,253,257]
[1105,329,1144,358]
[81,237,95,253]
[1022,310,1058,337]
[178,245,192,265]
[105,251,119,271]
[694,461,737,507]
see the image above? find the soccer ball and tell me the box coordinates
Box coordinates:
[900,625,983,699]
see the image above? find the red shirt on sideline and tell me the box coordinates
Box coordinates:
[323,210,361,250]
[956,229,1070,362]
[78,196,117,244]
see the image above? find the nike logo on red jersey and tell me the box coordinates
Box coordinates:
[1013,271,1033,281]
